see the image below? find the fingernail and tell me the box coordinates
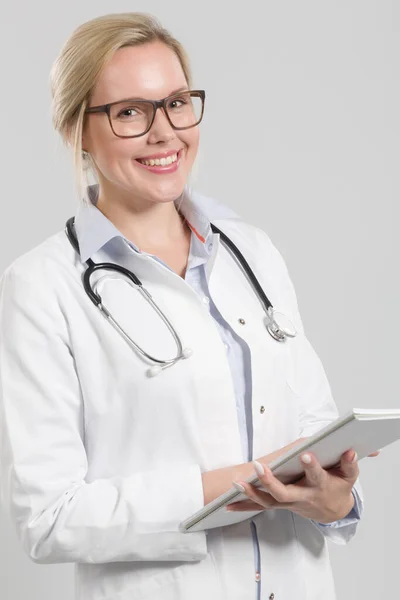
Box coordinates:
[253,460,265,477]
[301,453,312,464]
[233,482,246,493]
[351,452,358,463]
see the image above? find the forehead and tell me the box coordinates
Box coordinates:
[90,41,188,104]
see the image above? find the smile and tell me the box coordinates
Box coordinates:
[137,152,178,167]
[135,149,183,174]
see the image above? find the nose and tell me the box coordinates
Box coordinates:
[147,106,176,143]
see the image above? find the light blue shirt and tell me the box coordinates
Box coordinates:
[75,185,361,596]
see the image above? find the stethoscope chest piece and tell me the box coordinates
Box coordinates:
[264,308,297,342]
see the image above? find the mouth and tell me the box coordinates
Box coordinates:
[135,149,183,174]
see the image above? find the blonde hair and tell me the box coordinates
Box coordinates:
[49,12,193,204]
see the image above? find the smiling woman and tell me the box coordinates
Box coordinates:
[0,10,376,600]
[80,50,203,208]
[50,13,203,255]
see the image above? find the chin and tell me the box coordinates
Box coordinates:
[144,180,187,205]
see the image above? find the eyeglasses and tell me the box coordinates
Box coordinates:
[84,89,206,138]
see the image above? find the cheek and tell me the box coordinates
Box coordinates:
[182,128,200,163]
[85,120,118,167]
[90,130,142,172]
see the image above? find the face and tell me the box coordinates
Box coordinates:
[82,41,200,208]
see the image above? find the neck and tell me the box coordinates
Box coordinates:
[95,183,189,252]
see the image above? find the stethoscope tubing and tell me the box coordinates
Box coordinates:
[65,216,296,375]
[210,223,272,315]
[65,217,186,366]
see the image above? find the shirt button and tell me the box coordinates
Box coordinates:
[224,343,229,351]
[203,296,210,305]
[260,406,265,414]
[207,242,213,252]
[255,572,261,583]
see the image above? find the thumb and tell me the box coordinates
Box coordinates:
[339,449,359,482]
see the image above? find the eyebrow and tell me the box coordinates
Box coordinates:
[121,86,190,101]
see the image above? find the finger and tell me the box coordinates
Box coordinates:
[252,461,301,504]
[233,479,283,509]
[299,453,328,487]
[368,450,380,457]
[339,449,360,482]
[227,500,269,512]
[227,498,293,511]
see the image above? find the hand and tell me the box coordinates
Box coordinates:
[227,448,379,523]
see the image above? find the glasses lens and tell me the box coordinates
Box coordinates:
[110,100,154,137]
[166,91,203,129]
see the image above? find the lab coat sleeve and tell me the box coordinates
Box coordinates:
[0,265,207,564]
[256,228,364,545]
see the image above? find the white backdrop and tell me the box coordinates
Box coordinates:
[0,1,399,598]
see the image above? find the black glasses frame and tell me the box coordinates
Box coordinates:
[84,89,206,138]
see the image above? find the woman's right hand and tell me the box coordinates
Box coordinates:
[203,436,379,507]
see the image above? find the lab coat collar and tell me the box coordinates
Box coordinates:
[74,183,240,263]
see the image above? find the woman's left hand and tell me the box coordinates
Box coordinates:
[227,449,378,523]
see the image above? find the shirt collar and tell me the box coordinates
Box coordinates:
[74,183,240,263]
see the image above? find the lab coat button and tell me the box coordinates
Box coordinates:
[238,318,246,325]
[269,594,275,600]
[260,405,265,414]
[203,296,210,304]
[224,343,229,351]
[255,572,261,582]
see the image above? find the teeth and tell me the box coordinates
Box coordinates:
[139,153,178,167]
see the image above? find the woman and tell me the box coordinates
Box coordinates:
[0,12,378,600]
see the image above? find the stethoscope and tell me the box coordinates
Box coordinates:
[65,217,297,377]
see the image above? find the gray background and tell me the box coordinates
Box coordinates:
[0,1,398,598]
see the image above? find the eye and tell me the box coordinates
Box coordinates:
[168,97,188,110]
[117,107,138,118]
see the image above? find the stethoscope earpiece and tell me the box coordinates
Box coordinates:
[147,365,163,377]
[146,347,193,377]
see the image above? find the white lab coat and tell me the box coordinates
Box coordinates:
[0,190,362,600]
